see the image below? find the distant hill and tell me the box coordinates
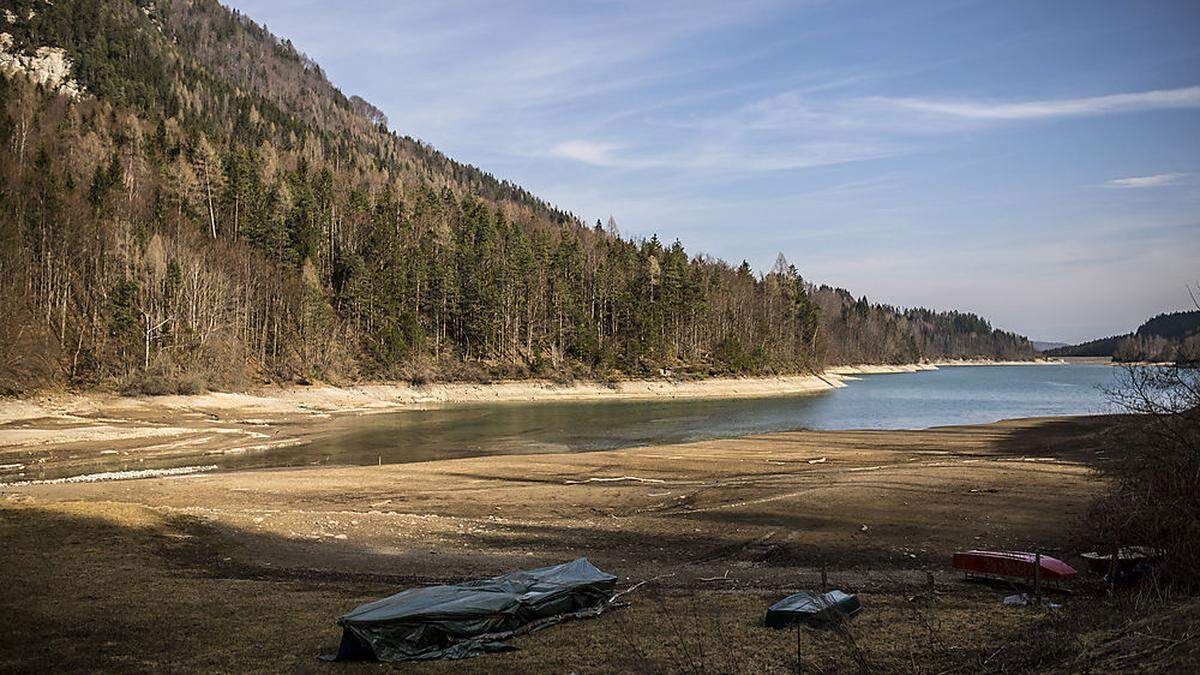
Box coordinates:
[1046,310,1200,362]
[1045,335,1129,358]
[1137,311,1200,342]
[1031,340,1069,352]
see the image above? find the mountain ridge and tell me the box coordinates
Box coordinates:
[0,0,1036,395]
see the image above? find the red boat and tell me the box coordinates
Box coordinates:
[952,550,1077,583]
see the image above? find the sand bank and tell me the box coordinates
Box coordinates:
[1,372,851,431]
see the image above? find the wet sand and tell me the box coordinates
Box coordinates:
[1,414,1125,672]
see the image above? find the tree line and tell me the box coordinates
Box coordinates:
[1048,310,1200,364]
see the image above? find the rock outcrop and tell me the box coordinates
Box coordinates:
[0,32,85,99]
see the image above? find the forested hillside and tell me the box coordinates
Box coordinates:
[0,0,1035,395]
[1047,310,1200,363]
[1113,310,1200,363]
[1045,335,1130,359]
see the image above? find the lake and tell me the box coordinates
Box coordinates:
[277,363,1120,470]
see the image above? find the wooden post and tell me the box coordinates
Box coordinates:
[1107,547,1119,596]
[1033,553,1042,605]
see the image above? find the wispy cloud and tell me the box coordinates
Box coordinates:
[1104,173,1190,189]
[625,85,1200,170]
[872,86,1200,121]
[546,136,902,172]
[549,140,625,167]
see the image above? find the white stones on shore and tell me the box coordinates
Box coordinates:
[7,464,219,487]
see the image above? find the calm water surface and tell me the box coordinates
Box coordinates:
[277,364,1119,470]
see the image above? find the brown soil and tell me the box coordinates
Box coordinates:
[1,414,1169,672]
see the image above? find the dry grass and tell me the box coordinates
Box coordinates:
[0,499,1101,674]
[1069,597,1200,672]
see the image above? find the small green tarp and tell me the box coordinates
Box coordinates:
[765,590,862,628]
[328,558,617,662]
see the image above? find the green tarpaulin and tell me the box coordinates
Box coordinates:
[328,558,617,662]
[765,590,862,628]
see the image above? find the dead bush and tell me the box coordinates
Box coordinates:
[1089,363,1200,593]
[0,301,61,395]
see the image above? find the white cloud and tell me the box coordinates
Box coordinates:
[872,85,1200,120]
[549,140,624,167]
[546,136,901,172]
[1104,173,1189,189]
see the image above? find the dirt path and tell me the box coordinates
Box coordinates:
[0,415,1121,671]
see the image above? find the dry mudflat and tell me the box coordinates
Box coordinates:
[5,406,1186,672]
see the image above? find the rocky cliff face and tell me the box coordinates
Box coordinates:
[0,26,84,99]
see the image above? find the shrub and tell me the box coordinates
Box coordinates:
[1089,363,1200,593]
[0,301,61,395]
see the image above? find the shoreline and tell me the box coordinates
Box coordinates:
[928,357,1069,366]
[0,358,1072,485]
[0,359,1068,427]
[0,373,846,429]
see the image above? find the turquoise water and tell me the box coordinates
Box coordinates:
[277,364,1119,468]
[796,364,1118,429]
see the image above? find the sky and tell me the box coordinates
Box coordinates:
[225,0,1200,343]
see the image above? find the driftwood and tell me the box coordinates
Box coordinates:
[565,476,667,485]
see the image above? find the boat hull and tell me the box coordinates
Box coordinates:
[952,550,1077,582]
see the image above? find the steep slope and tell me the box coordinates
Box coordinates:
[0,0,1034,394]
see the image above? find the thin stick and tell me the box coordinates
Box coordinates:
[608,575,671,604]
[1034,552,1042,605]
[795,623,802,674]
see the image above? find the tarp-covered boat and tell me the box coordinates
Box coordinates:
[1080,546,1163,575]
[952,550,1077,582]
[329,558,617,662]
[765,590,862,628]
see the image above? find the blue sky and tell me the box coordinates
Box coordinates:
[226,0,1200,342]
